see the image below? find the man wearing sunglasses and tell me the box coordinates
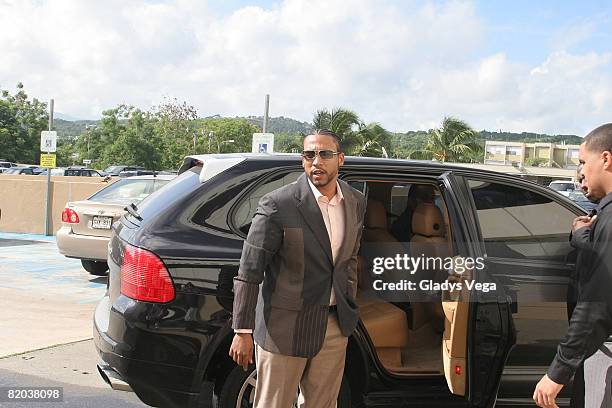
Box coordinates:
[230,129,367,407]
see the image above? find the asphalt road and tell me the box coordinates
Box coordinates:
[0,340,147,408]
[0,233,106,357]
[0,232,148,407]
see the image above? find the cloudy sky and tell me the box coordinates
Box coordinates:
[1,0,610,135]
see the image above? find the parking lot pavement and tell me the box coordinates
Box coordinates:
[0,232,107,358]
[0,339,147,407]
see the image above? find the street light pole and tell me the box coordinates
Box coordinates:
[85,124,96,159]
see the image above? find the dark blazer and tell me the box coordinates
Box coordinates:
[232,173,366,358]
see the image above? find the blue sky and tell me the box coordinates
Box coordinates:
[205,0,612,63]
[477,0,611,62]
[1,0,611,135]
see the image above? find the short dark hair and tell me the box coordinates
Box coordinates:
[303,129,343,152]
[583,123,612,153]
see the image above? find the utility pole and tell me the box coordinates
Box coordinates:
[85,124,96,158]
[44,99,54,236]
[262,94,270,133]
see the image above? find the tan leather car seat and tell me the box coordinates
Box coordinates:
[358,199,410,369]
[411,203,449,258]
[410,203,449,329]
[363,200,397,243]
[358,298,409,370]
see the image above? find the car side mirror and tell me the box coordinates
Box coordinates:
[103,176,112,183]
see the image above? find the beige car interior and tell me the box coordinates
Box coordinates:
[356,182,470,396]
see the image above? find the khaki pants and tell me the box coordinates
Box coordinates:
[254,312,348,408]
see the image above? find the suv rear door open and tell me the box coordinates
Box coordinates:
[465,176,581,405]
[438,172,516,408]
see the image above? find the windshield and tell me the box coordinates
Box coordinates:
[89,178,170,205]
[104,166,122,173]
[550,183,574,191]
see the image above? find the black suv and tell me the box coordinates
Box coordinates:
[94,154,585,408]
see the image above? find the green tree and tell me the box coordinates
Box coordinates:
[198,118,260,154]
[56,139,77,167]
[312,108,393,157]
[352,123,393,157]
[312,108,360,153]
[152,98,199,169]
[0,83,48,163]
[74,105,129,168]
[274,132,303,153]
[99,108,161,169]
[410,117,481,163]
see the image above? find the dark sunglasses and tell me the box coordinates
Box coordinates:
[301,150,340,160]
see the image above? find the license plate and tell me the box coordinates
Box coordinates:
[92,216,112,229]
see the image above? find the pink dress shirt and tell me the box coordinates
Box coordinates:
[235,178,345,333]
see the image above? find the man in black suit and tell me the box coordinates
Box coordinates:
[534,123,612,408]
[229,129,366,407]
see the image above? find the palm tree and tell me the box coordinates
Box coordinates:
[410,117,481,163]
[353,122,393,157]
[312,108,360,152]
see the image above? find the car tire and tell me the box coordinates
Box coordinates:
[81,260,108,276]
[217,364,351,408]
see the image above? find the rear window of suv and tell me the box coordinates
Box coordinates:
[232,170,301,234]
[127,166,201,223]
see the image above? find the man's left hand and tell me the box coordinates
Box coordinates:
[533,374,564,408]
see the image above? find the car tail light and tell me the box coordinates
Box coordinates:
[61,207,80,224]
[455,365,462,375]
[121,244,175,303]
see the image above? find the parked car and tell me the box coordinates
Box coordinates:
[548,180,576,197]
[118,169,155,178]
[94,154,586,408]
[103,165,146,177]
[568,189,597,211]
[38,167,106,177]
[63,167,106,177]
[4,166,35,175]
[37,168,67,176]
[56,174,176,275]
[0,161,17,168]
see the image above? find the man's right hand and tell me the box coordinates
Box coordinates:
[572,215,597,232]
[229,333,254,371]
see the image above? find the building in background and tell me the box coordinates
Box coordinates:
[484,141,580,170]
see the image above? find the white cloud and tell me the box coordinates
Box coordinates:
[0,0,610,135]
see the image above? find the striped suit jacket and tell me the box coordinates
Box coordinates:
[232,173,366,358]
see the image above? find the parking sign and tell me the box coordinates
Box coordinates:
[40,131,57,153]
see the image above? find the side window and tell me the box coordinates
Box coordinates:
[363,181,448,243]
[232,171,302,234]
[468,180,576,261]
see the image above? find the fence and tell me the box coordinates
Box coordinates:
[0,175,116,235]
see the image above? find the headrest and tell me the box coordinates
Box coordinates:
[411,203,445,237]
[365,200,387,229]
